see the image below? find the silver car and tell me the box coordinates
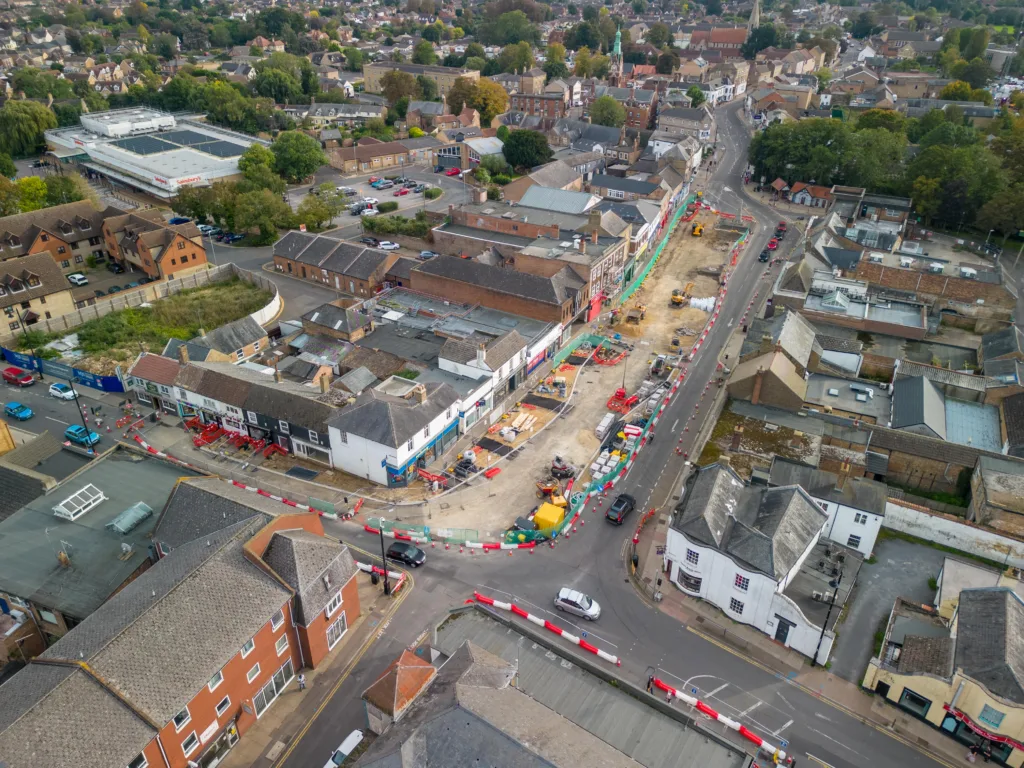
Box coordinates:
[554,587,601,621]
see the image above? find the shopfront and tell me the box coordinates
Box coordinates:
[941,706,1018,766]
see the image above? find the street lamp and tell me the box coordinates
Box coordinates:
[378,515,391,596]
[811,568,843,667]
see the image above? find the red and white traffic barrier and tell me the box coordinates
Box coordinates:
[363,525,536,551]
[474,591,621,666]
[651,677,788,762]
[355,561,409,593]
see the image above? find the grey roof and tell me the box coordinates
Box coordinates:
[955,588,1024,704]
[161,338,214,362]
[526,159,583,190]
[414,256,584,306]
[898,635,955,677]
[672,464,827,580]
[739,310,818,368]
[822,247,862,270]
[518,186,599,214]
[328,380,460,448]
[153,477,281,551]
[194,315,267,354]
[659,106,713,123]
[439,329,527,371]
[274,231,390,280]
[407,100,446,116]
[0,462,47,523]
[303,303,372,335]
[590,173,660,196]
[1004,392,1024,451]
[338,366,378,394]
[982,326,1024,361]
[895,360,991,393]
[891,375,946,439]
[769,457,887,515]
[262,529,358,625]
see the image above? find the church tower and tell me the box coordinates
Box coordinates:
[609,26,624,86]
[748,0,760,32]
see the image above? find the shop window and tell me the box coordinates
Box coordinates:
[898,688,932,718]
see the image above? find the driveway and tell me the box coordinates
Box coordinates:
[829,536,946,683]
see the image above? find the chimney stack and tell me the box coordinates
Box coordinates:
[412,384,427,404]
[274,367,283,384]
[476,342,486,367]
[751,367,764,405]
[319,370,332,393]
[177,343,189,364]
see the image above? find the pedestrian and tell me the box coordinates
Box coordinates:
[982,742,992,763]
[646,674,654,693]
[967,744,980,763]
[298,673,307,691]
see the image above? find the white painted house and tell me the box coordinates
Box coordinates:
[664,463,856,661]
[437,330,530,431]
[768,457,886,557]
[327,378,461,487]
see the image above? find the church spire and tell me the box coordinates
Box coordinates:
[613,26,622,57]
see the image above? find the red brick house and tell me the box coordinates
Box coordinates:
[103,210,208,280]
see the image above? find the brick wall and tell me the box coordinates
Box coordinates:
[884,450,966,493]
[861,352,896,380]
[431,228,522,259]
[301,574,360,668]
[852,262,1015,310]
[450,207,560,240]
[410,269,568,323]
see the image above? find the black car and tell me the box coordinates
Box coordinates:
[414,184,427,193]
[361,236,380,246]
[606,493,636,525]
[774,229,786,239]
[759,249,770,262]
[106,262,125,274]
[386,541,426,567]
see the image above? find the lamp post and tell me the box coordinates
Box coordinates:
[378,516,391,596]
[14,307,43,381]
[811,568,843,667]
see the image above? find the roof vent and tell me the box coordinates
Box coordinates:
[53,484,107,521]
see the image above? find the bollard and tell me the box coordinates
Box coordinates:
[446,542,450,550]
[431,541,436,548]
[459,546,464,553]
[508,551,513,556]
[683,452,689,459]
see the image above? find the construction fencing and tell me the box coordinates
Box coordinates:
[621,193,698,303]
[368,517,479,545]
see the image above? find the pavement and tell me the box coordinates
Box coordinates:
[249,101,959,768]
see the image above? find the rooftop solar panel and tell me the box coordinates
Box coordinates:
[156,129,216,147]
[112,136,177,155]
[195,140,246,158]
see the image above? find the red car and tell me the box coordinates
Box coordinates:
[777,221,787,232]
[767,238,779,250]
[393,187,410,196]
[445,167,462,177]
[2,367,34,386]
[368,176,380,184]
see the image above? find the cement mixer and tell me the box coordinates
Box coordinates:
[689,296,717,312]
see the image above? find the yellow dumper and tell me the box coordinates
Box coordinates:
[692,222,704,237]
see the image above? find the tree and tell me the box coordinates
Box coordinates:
[153,33,178,60]
[447,76,479,115]
[976,184,1024,238]
[409,126,426,137]
[920,122,977,149]
[502,129,553,169]
[421,22,443,43]
[239,144,277,176]
[741,25,778,59]
[344,46,363,71]
[473,79,509,123]
[940,80,972,101]
[851,11,880,39]
[856,109,906,133]
[656,51,679,74]
[380,70,421,103]
[813,68,832,90]
[950,58,992,89]
[416,75,438,101]
[646,22,671,47]
[686,85,706,107]
[0,100,56,157]
[912,176,942,225]
[480,10,539,45]
[564,21,603,52]
[964,27,989,61]
[496,125,511,143]
[591,95,626,127]
[412,40,437,64]
[16,177,47,212]
[235,189,292,244]
[0,178,19,217]
[253,68,303,102]
[174,185,217,223]
[574,47,594,77]
[296,194,334,229]
[0,153,14,179]
[498,41,534,73]
[11,68,74,99]
[44,175,85,207]
[271,131,325,183]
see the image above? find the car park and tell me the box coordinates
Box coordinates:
[4,402,33,421]
[2,367,34,387]
[49,383,78,400]
[168,216,191,225]
[361,237,380,246]
[337,186,356,196]
[606,493,636,525]
[403,180,418,188]
[378,241,399,250]
[362,209,378,217]
[363,197,378,205]
[107,262,125,274]
[419,250,438,260]
[323,730,364,768]
[554,587,601,620]
[67,273,88,286]
[386,541,426,567]
[64,424,100,448]
[393,187,410,196]
[445,167,462,177]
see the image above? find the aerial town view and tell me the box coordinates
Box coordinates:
[1,0,1024,766]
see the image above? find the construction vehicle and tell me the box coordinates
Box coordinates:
[650,355,669,378]
[626,302,646,323]
[692,222,704,237]
[551,456,577,479]
[671,289,684,306]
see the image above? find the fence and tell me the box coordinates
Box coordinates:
[367,516,479,545]
[620,193,698,304]
[0,263,278,343]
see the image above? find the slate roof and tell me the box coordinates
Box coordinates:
[327,380,460,448]
[0,200,108,259]
[127,352,181,386]
[525,159,583,190]
[589,173,660,196]
[361,648,437,716]
[153,477,280,551]
[162,337,214,363]
[672,463,827,580]
[518,186,601,215]
[898,635,955,677]
[0,252,72,312]
[894,360,991,393]
[769,457,886,515]
[1004,392,1024,452]
[822,247,862,270]
[982,326,1024,362]
[439,329,527,371]
[891,375,946,439]
[659,106,713,123]
[407,99,445,116]
[955,588,1024,704]
[262,529,358,625]
[0,463,47,524]
[193,315,267,355]
[275,232,391,280]
[414,256,585,306]
[303,303,372,335]
[739,310,818,368]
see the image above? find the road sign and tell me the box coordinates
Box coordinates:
[691,687,698,695]
[581,631,588,639]
[780,739,789,749]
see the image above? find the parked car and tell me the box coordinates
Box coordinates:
[337,186,356,196]
[386,541,426,567]
[107,285,123,294]
[418,250,438,260]
[67,273,88,286]
[138,277,153,285]
[759,249,770,262]
[226,234,244,244]
[323,731,364,768]
[777,220,787,232]
[94,289,106,298]
[216,232,233,242]
[126,281,140,289]
[361,237,380,246]
[445,167,462,177]
[606,493,636,525]
[168,216,191,225]
[767,238,778,250]
[197,224,215,234]
[378,241,400,250]
[64,424,100,448]
[205,227,223,237]
[49,383,78,400]
[362,209,378,217]
[393,187,410,196]
[106,262,125,274]
[403,180,418,188]
[554,587,601,620]
[368,176,380,184]
[363,197,378,205]
[434,165,445,173]
[2,367,34,387]
[414,184,427,193]
[4,402,33,421]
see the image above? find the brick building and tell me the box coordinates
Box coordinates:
[510,91,568,120]
[362,61,478,97]
[325,137,412,174]
[103,210,207,280]
[588,85,657,130]
[0,200,111,274]
[273,231,397,297]
[0,477,361,768]
[0,251,78,333]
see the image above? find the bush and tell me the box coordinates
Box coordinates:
[377,201,399,213]
[395,369,420,379]
[362,211,432,237]
[424,187,442,200]
[493,173,512,185]
[474,168,491,184]
[85,255,98,269]
[486,185,501,200]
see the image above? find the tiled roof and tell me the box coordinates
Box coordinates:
[0,252,71,311]
[956,588,1024,703]
[328,380,460,448]
[127,352,182,385]
[194,316,268,354]
[414,256,585,306]
[361,649,437,716]
[263,529,358,624]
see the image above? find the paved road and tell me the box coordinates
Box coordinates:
[0,377,122,441]
[280,103,944,768]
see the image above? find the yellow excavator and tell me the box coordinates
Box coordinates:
[671,282,695,307]
[692,222,704,237]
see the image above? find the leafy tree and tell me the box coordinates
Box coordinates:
[564,21,603,52]
[976,184,1024,238]
[656,51,679,74]
[480,10,539,45]
[0,178,19,217]
[409,126,426,137]
[271,131,325,183]
[417,75,439,101]
[235,189,292,244]
[920,122,977,149]
[964,27,989,61]
[970,89,993,106]
[949,58,992,89]
[480,153,510,175]
[16,177,47,212]
[940,80,972,101]
[0,153,14,179]
[502,129,553,169]
[253,68,303,102]
[250,45,264,57]
[496,125,511,143]
[912,175,942,225]
[686,85,706,107]
[412,40,437,64]
[813,68,832,90]
[0,100,56,157]
[498,41,535,73]
[344,47,363,71]
[646,22,671,47]
[421,22,443,43]
[296,194,334,229]
[238,144,277,176]
[43,176,85,207]
[447,76,478,115]
[851,11,880,39]
[855,109,906,133]
[153,33,179,60]
[574,47,594,77]
[473,78,509,123]
[381,70,421,103]
[591,95,626,127]
[741,25,779,59]
[174,185,217,223]
[11,68,74,99]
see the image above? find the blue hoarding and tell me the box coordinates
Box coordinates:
[1,348,125,393]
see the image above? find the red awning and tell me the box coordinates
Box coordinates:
[944,706,1024,751]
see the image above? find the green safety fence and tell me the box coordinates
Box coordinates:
[620,193,698,303]
[307,497,335,517]
[432,525,480,544]
[369,517,481,544]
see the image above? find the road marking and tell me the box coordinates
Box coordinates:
[45,416,69,425]
[805,755,835,768]
[671,419,679,431]
[808,726,863,756]
[707,683,729,697]
[738,702,761,717]
[776,692,794,710]
[813,712,833,722]
[774,719,793,735]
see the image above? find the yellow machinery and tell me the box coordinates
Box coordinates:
[692,222,704,237]
[534,502,565,530]
[670,282,694,307]
[671,289,684,306]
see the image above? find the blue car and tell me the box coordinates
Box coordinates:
[168,216,191,225]
[64,425,100,447]
[4,402,33,421]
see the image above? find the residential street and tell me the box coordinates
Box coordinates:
[275,102,947,768]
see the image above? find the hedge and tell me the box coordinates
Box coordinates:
[424,187,442,200]
[362,211,432,237]
[377,201,399,213]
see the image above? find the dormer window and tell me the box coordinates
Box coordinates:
[77,219,91,231]
[8,280,23,292]
[60,224,72,236]
[26,276,40,288]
